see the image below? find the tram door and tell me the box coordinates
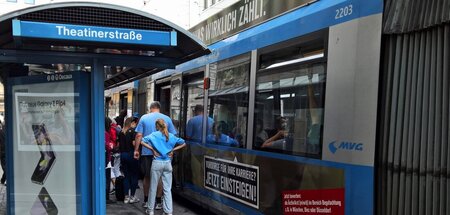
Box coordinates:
[119,91,128,111]
[179,71,204,186]
[180,75,204,139]
[158,86,171,116]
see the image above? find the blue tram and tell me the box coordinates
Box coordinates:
[150,0,383,214]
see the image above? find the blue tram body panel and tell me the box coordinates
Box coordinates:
[176,0,382,71]
[161,0,383,214]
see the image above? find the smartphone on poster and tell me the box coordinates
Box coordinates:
[30,187,58,215]
[31,124,56,185]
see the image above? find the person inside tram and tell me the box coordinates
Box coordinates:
[206,121,238,147]
[261,116,291,150]
[254,118,268,148]
[186,104,214,143]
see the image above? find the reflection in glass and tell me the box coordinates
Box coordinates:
[207,54,250,148]
[254,63,325,157]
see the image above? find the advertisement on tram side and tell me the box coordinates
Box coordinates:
[189,0,319,45]
[282,189,344,215]
[204,156,259,208]
[185,143,345,214]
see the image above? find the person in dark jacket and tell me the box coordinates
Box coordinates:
[119,117,140,204]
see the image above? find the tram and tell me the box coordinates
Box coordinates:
[149,0,382,214]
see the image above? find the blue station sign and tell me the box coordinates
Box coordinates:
[12,20,177,46]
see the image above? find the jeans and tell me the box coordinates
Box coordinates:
[121,152,139,196]
[147,159,172,214]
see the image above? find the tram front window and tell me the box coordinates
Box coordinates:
[207,54,250,148]
[254,62,326,157]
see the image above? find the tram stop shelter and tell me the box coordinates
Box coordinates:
[0,2,209,214]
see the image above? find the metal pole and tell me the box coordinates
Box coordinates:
[91,59,106,215]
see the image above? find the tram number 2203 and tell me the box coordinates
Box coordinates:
[335,5,353,20]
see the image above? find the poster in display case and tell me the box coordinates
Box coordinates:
[8,72,85,215]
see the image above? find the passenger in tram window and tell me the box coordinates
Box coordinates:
[206,121,239,147]
[185,105,213,143]
[261,116,291,150]
[254,118,268,148]
[140,119,186,215]
[134,101,177,209]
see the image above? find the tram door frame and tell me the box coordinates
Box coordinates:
[177,70,204,188]
[169,74,183,187]
[179,70,205,139]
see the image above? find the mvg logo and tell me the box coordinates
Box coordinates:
[328,141,363,154]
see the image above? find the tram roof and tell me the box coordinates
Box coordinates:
[0,2,210,89]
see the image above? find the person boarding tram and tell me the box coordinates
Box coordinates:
[134,101,177,210]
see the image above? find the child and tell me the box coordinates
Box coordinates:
[141,119,186,215]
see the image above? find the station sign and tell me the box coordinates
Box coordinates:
[12,20,177,46]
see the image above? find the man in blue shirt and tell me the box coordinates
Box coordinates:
[134,101,176,209]
[185,105,213,143]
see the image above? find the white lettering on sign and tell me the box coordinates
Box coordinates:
[47,74,73,82]
[192,0,266,44]
[55,26,143,41]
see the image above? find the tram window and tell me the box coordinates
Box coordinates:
[207,54,250,148]
[184,79,206,143]
[254,62,326,158]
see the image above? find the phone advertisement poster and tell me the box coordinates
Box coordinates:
[11,80,78,215]
[15,93,77,152]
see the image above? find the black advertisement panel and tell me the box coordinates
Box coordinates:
[204,156,259,208]
[189,0,318,45]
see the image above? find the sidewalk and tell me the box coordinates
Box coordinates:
[106,181,200,215]
[0,159,200,215]
[0,181,200,215]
